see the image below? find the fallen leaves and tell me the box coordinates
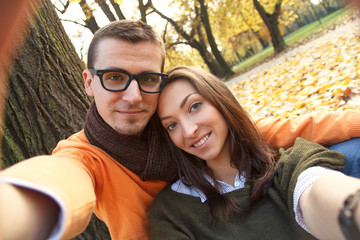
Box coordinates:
[228,20,360,118]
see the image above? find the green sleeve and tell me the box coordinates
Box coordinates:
[273,137,346,221]
[149,186,191,240]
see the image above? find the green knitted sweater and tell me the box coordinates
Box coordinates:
[149,138,346,240]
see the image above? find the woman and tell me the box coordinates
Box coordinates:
[149,66,360,240]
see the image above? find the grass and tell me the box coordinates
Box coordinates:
[231,6,355,74]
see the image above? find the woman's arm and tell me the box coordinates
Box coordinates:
[300,173,360,240]
[254,110,360,148]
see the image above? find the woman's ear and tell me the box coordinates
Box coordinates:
[83,70,94,97]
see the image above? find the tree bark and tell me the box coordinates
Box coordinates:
[197,0,234,78]
[253,0,287,55]
[2,0,110,238]
[0,0,42,169]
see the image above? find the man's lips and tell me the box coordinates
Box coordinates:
[117,109,144,116]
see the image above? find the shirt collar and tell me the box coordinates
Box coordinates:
[171,172,246,203]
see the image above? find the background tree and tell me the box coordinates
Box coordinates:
[56,0,337,76]
[151,0,234,78]
[57,0,149,34]
[56,0,234,78]
[2,0,110,238]
[253,0,288,54]
[54,0,345,74]
[210,0,268,64]
[0,0,42,167]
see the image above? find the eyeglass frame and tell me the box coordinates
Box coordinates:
[88,69,168,94]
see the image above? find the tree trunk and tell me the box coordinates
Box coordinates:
[109,0,126,20]
[2,0,110,238]
[253,0,287,55]
[197,0,234,78]
[151,4,226,78]
[195,24,224,77]
[79,0,100,34]
[0,0,41,168]
[95,0,117,22]
[319,0,333,14]
[307,0,322,24]
[138,0,148,23]
[253,30,269,49]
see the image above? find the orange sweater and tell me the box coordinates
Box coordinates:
[1,109,360,239]
[0,131,168,239]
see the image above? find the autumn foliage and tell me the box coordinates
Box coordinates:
[228,15,360,118]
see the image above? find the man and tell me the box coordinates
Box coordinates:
[1,19,360,240]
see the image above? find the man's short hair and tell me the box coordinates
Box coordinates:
[87,20,165,71]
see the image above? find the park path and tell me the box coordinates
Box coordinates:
[226,15,360,87]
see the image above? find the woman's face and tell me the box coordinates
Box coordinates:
[158,79,230,164]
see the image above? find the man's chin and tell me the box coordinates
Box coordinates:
[114,123,147,136]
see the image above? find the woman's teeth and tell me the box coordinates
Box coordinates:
[193,134,209,147]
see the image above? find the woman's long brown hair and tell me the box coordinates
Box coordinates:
[159,66,277,226]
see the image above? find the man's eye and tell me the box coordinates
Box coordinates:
[104,73,127,81]
[108,75,122,80]
[140,75,161,84]
[142,76,153,82]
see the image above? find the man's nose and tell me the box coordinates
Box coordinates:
[122,79,142,104]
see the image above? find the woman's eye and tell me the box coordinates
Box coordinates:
[167,122,177,131]
[190,102,201,112]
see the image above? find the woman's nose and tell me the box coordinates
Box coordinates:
[182,120,198,138]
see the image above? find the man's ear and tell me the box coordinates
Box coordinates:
[83,69,94,97]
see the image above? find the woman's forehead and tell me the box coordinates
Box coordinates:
[158,79,197,113]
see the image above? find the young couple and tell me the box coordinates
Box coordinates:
[1,19,360,239]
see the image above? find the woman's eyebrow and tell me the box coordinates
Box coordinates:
[160,92,198,121]
[180,92,197,108]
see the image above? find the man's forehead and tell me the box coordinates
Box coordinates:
[93,39,162,69]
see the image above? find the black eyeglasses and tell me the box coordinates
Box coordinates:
[88,69,168,93]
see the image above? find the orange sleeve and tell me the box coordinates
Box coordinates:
[254,110,360,149]
[0,156,96,239]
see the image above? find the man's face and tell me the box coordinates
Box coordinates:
[83,38,163,136]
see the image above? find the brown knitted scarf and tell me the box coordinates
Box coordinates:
[84,102,177,181]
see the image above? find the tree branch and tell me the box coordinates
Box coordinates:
[109,0,126,20]
[53,0,70,14]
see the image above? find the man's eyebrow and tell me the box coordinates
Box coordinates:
[97,67,157,73]
[160,92,197,121]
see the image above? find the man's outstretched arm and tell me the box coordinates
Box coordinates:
[0,155,96,240]
[255,109,360,148]
[0,183,59,240]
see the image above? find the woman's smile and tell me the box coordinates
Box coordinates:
[192,133,211,148]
